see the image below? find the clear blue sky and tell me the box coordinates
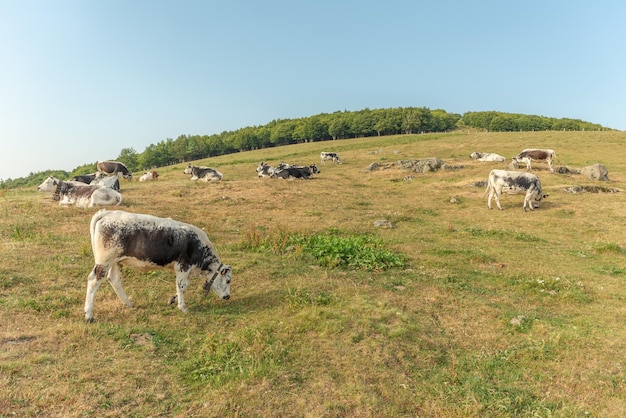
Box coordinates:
[1,0,624,180]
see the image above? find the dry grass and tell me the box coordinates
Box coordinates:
[1,130,626,416]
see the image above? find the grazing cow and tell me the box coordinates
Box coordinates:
[470,152,506,162]
[484,169,547,212]
[90,172,120,191]
[83,210,232,322]
[272,164,320,179]
[184,164,223,181]
[256,162,278,178]
[97,161,133,181]
[512,149,556,173]
[320,152,343,165]
[139,170,159,182]
[70,173,97,184]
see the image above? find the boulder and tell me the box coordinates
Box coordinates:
[581,164,609,181]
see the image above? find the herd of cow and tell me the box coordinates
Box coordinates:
[35,149,554,322]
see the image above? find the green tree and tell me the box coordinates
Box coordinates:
[117,148,139,172]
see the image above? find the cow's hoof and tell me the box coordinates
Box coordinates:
[168,295,177,305]
[86,317,94,323]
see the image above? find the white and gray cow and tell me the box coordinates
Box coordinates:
[184,164,223,181]
[256,162,278,178]
[512,149,556,173]
[90,172,120,191]
[320,152,342,165]
[484,169,547,212]
[84,210,232,322]
[470,151,506,162]
[37,176,122,208]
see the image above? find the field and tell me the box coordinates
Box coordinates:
[1,130,625,417]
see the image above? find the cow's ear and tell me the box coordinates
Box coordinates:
[220,266,231,275]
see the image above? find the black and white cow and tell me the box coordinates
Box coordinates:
[184,164,223,181]
[272,164,320,179]
[470,151,506,162]
[37,176,122,208]
[97,161,133,181]
[484,169,547,212]
[512,149,556,173]
[256,162,278,178]
[90,172,121,191]
[84,210,232,322]
[320,152,342,165]
[70,173,97,184]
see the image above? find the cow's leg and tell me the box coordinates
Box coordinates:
[173,268,190,313]
[548,159,554,173]
[107,262,132,307]
[84,264,107,322]
[493,191,503,210]
[487,188,494,209]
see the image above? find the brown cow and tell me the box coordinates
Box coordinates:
[97,161,133,181]
[512,149,556,173]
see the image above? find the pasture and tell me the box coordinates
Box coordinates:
[1,130,625,416]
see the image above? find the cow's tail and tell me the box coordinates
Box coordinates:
[89,209,108,251]
[482,171,497,197]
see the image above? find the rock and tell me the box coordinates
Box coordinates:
[373,220,393,228]
[581,164,609,181]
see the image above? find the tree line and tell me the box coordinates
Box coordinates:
[1,107,609,188]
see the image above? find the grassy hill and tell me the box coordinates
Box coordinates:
[1,130,625,416]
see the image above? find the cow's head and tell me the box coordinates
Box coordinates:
[203,263,231,300]
[37,176,59,192]
[183,164,193,175]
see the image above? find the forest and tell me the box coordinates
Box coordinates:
[1,107,608,189]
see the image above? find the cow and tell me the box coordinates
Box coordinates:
[37,176,85,192]
[37,177,122,208]
[512,149,556,173]
[90,172,120,191]
[139,171,159,182]
[272,164,320,179]
[184,164,223,181]
[83,210,232,322]
[484,169,547,212]
[470,152,506,162]
[256,162,278,178]
[97,161,133,181]
[320,152,342,165]
[70,173,98,184]
[55,181,122,208]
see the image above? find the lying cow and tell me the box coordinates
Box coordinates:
[256,162,278,178]
[484,169,547,211]
[38,177,122,208]
[512,149,556,173]
[84,210,232,322]
[470,151,506,162]
[320,152,342,165]
[184,164,223,181]
[272,164,320,179]
[54,181,122,208]
[37,176,84,192]
[139,170,159,182]
[70,173,97,184]
[90,172,120,191]
[97,161,133,181]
